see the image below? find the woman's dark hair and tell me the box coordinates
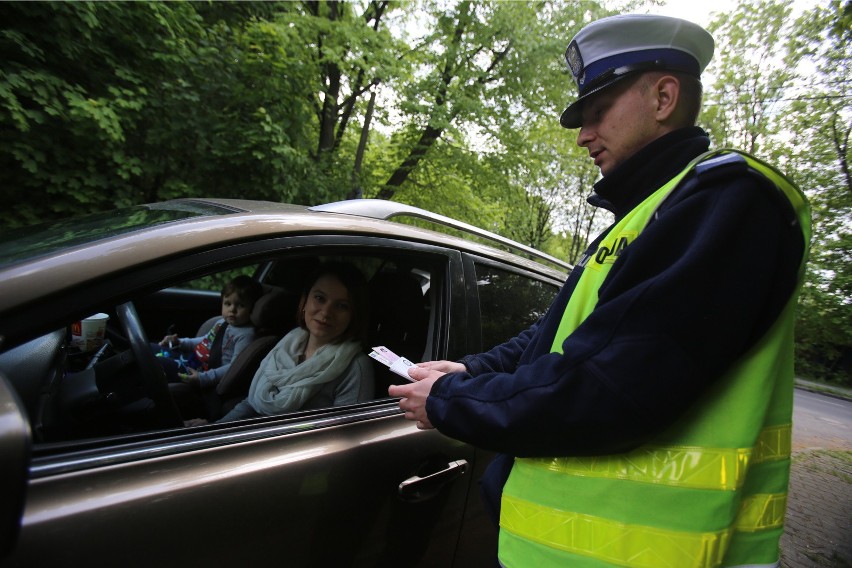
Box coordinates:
[296,262,369,345]
[222,275,264,308]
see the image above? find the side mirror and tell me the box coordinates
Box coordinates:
[0,374,30,557]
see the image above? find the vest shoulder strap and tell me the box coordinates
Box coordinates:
[694,150,747,176]
[673,150,752,194]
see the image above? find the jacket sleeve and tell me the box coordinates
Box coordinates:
[198,362,228,387]
[227,327,256,362]
[427,174,805,457]
[179,337,203,351]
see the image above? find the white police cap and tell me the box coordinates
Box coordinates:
[560,14,714,129]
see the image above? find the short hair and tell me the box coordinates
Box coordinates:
[297,262,369,345]
[222,275,264,308]
[676,73,704,125]
[637,71,703,126]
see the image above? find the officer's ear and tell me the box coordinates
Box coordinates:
[653,74,681,124]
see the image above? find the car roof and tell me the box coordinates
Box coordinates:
[0,199,568,315]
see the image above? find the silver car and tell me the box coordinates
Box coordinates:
[0,199,567,567]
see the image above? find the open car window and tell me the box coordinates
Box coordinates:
[0,247,442,449]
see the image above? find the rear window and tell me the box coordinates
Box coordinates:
[0,201,238,268]
[474,263,559,348]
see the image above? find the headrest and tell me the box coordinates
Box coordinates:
[251,287,293,331]
[369,272,423,312]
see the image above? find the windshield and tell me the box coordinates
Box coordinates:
[0,201,239,268]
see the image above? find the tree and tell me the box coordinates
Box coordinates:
[507,117,610,264]
[784,2,852,383]
[0,2,207,225]
[357,0,615,252]
[3,0,848,383]
[368,2,612,200]
[0,1,328,227]
[701,0,800,156]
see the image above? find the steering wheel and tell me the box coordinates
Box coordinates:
[115,301,184,428]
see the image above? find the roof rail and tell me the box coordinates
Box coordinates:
[310,199,571,271]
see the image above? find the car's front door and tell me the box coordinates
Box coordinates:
[0,236,493,567]
[11,405,479,567]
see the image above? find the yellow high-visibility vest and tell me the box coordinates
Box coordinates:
[498,150,811,568]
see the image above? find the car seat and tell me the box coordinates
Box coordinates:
[367,271,428,394]
[172,285,301,421]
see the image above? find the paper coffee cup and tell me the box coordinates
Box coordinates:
[71,313,109,351]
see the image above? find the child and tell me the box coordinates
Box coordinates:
[158,275,264,388]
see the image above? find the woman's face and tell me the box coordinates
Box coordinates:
[303,274,353,347]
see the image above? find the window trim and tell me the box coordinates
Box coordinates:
[19,235,465,473]
[462,252,564,354]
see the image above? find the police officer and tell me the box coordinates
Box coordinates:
[391,14,810,567]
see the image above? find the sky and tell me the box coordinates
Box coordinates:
[650,0,814,27]
[650,0,734,26]
[647,0,819,87]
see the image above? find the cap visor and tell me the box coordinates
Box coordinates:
[560,101,583,129]
[559,73,639,129]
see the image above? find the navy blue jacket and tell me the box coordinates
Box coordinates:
[425,127,806,523]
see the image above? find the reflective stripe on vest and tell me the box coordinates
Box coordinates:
[523,423,791,492]
[498,150,811,568]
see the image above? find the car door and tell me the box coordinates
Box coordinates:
[11,404,477,567]
[0,235,493,567]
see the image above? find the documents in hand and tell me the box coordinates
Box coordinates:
[369,346,416,380]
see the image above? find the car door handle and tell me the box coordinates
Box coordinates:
[398,459,469,502]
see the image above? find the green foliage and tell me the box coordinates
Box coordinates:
[783,3,852,385]
[188,266,258,295]
[1,0,849,383]
[702,0,800,154]
[833,0,852,40]
[796,265,852,385]
[369,1,614,200]
[0,1,364,229]
[0,1,197,224]
[699,0,851,385]
[501,116,611,264]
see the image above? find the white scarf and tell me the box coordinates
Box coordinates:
[248,328,362,416]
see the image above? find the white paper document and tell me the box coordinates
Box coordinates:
[369,345,416,380]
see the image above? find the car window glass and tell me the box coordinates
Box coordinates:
[0,202,233,269]
[474,263,558,348]
[179,268,258,293]
[262,254,434,395]
[3,249,439,448]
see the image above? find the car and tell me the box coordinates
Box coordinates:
[0,198,569,567]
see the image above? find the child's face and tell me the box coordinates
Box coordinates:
[221,292,253,327]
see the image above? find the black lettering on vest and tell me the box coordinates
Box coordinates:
[594,235,632,265]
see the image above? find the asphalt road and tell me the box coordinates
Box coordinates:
[792,389,852,451]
